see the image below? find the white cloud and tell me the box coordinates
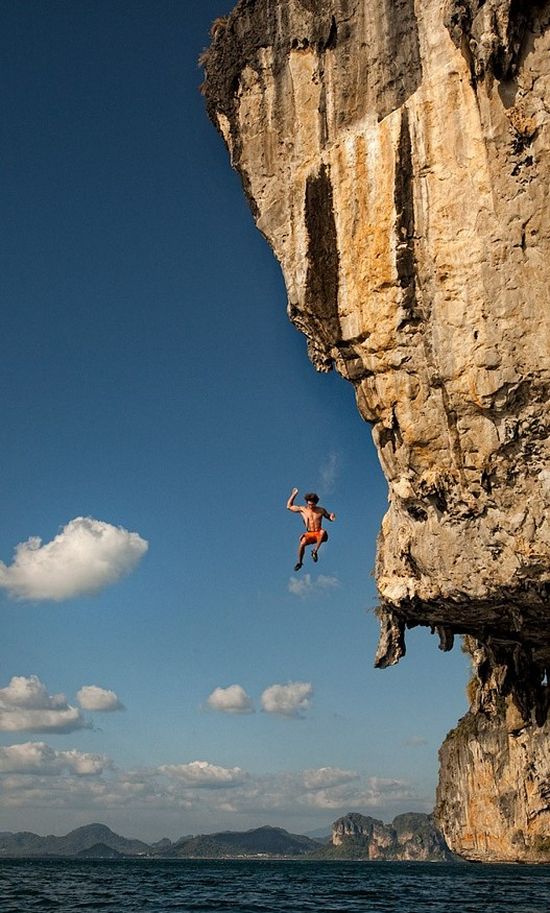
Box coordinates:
[288,573,340,597]
[0,756,426,828]
[261,682,313,718]
[0,742,109,776]
[153,768,418,818]
[0,517,148,601]
[403,736,428,747]
[0,676,87,733]
[302,767,359,791]
[206,685,254,714]
[0,675,65,710]
[367,776,412,797]
[77,686,124,712]
[319,451,340,493]
[158,761,248,788]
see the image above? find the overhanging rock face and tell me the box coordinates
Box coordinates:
[202,0,550,860]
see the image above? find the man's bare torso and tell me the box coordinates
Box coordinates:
[300,505,328,531]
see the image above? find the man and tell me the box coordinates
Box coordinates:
[287,487,336,571]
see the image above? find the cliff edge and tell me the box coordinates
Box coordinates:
[202,0,550,861]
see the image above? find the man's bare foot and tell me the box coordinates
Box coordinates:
[294,562,302,572]
[312,551,318,563]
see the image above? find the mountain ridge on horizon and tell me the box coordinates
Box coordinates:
[0,813,455,861]
[0,821,319,858]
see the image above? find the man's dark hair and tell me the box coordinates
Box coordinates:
[304,492,319,504]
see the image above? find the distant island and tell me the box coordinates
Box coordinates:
[0,813,457,861]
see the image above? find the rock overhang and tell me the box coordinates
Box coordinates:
[201,0,550,723]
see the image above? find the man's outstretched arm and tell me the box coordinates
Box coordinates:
[287,487,302,512]
[323,508,336,521]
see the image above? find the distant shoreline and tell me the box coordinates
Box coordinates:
[2,855,546,867]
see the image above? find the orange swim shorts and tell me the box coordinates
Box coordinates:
[300,530,328,545]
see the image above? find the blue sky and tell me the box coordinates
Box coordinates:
[0,0,469,841]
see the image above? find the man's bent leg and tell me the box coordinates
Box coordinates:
[295,535,307,571]
[312,530,328,561]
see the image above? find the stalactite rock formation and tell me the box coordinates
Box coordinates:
[202,0,550,860]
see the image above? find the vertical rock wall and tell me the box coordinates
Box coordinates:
[202,0,550,860]
[436,637,550,861]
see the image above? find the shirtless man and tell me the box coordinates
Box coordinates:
[287,488,336,571]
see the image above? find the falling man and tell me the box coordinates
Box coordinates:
[287,487,336,571]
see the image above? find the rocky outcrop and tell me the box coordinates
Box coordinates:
[332,812,394,854]
[436,636,550,862]
[437,709,550,862]
[202,0,550,861]
[437,706,550,861]
[327,812,454,860]
[444,0,546,80]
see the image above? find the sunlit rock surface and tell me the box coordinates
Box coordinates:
[436,637,550,862]
[202,0,550,861]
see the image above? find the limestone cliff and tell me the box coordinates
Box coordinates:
[326,811,454,861]
[202,0,550,861]
[435,636,550,862]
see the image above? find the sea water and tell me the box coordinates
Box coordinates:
[1,858,550,912]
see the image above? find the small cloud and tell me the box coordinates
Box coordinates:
[206,685,254,714]
[0,742,109,776]
[261,682,313,718]
[77,685,124,712]
[403,736,428,747]
[302,767,359,790]
[367,776,411,798]
[288,574,340,598]
[0,517,148,601]
[0,676,87,733]
[159,760,248,788]
[319,451,340,493]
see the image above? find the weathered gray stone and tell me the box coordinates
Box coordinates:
[329,811,454,861]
